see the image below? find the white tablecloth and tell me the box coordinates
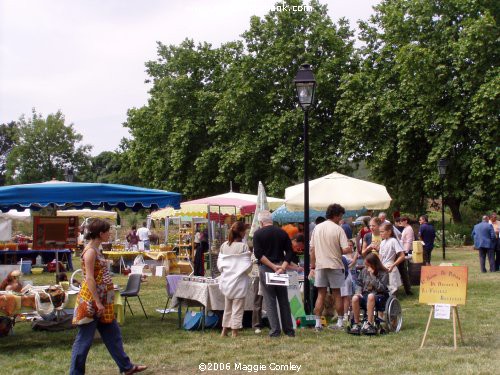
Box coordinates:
[171,279,255,311]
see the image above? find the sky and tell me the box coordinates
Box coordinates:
[0,0,379,155]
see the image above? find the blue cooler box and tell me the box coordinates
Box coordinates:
[17,260,32,274]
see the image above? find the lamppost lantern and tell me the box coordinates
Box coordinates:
[437,158,448,178]
[294,63,316,314]
[294,64,316,111]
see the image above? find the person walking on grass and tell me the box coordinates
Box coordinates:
[253,211,295,338]
[310,203,350,331]
[70,219,147,375]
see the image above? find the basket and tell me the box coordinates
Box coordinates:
[32,268,44,275]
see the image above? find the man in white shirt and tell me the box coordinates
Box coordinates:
[310,204,350,331]
[137,222,151,251]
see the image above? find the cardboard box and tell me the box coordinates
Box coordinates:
[412,241,424,263]
[177,261,193,274]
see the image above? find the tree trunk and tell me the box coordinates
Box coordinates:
[446,197,462,223]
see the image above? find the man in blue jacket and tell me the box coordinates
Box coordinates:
[472,216,496,273]
[418,215,436,265]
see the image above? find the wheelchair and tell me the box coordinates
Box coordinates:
[345,294,403,335]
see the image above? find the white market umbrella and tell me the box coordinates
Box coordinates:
[249,181,270,239]
[151,192,284,219]
[285,172,391,212]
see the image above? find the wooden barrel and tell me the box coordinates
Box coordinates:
[408,262,423,286]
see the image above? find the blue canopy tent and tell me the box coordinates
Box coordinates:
[0,182,182,212]
[0,182,181,281]
[272,204,366,224]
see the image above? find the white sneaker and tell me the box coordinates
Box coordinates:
[255,328,262,334]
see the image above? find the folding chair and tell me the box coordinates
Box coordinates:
[120,274,148,319]
[161,274,183,321]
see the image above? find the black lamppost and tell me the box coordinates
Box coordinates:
[437,159,448,259]
[294,64,316,314]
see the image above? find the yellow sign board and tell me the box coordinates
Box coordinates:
[419,266,468,305]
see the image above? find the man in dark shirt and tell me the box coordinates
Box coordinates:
[340,219,353,239]
[253,210,295,337]
[418,215,436,265]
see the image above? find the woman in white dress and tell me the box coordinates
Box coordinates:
[379,223,405,294]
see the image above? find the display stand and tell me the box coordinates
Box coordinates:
[420,305,464,350]
[418,265,467,350]
[178,225,193,260]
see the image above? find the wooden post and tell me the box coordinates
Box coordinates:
[421,305,465,350]
[420,305,434,349]
[454,306,464,344]
[452,305,457,350]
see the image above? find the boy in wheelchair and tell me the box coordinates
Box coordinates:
[348,253,389,335]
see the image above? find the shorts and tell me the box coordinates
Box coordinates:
[359,293,388,312]
[314,268,345,289]
[340,273,353,297]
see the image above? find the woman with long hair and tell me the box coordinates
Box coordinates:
[379,223,405,294]
[70,219,146,375]
[217,221,252,338]
[350,253,389,335]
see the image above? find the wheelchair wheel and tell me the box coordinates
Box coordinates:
[383,296,402,332]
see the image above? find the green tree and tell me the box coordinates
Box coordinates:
[123,38,233,196]
[208,0,357,196]
[337,0,499,221]
[78,150,136,185]
[6,110,92,184]
[124,0,357,198]
[0,121,18,186]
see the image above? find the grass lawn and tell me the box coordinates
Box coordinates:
[1,246,499,374]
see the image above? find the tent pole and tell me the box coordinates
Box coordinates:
[208,205,212,277]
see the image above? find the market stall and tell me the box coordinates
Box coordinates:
[0,182,182,279]
[151,190,284,276]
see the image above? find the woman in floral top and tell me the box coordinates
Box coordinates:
[70,219,147,375]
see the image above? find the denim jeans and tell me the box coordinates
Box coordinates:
[70,319,133,375]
